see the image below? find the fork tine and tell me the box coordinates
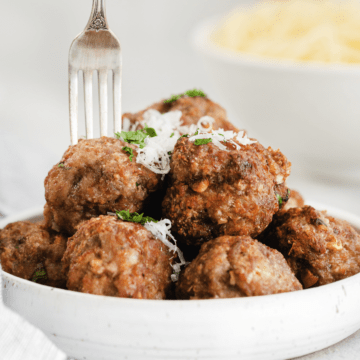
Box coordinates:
[83,70,94,139]
[69,67,79,145]
[113,68,122,134]
[98,70,108,137]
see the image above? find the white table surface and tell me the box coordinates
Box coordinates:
[66,328,360,360]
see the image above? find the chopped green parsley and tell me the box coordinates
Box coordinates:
[115,127,157,149]
[286,189,291,200]
[170,133,174,138]
[164,89,207,104]
[178,134,188,140]
[122,146,134,162]
[143,125,157,138]
[276,189,290,207]
[58,163,70,170]
[115,210,158,225]
[194,138,212,146]
[32,268,47,283]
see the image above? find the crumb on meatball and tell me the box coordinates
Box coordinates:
[0,221,67,288]
[162,136,291,246]
[62,215,173,299]
[258,206,360,288]
[176,236,302,299]
[122,96,239,133]
[44,137,162,235]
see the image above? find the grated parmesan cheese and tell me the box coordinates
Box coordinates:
[143,219,187,282]
[188,125,257,150]
[122,109,255,175]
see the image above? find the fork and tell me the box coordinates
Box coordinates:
[68,0,122,145]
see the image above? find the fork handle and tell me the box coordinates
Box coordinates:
[86,0,108,31]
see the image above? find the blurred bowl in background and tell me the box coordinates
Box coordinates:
[191,17,360,183]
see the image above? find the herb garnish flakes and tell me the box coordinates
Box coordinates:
[170,133,174,138]
[122,146,134,162]
[143,126,157,138]
[32,268,47,283]
[164,89,207,104]
[194,138,212,146]
[164,94,182,104]
[115,210,158,225]
[185,89,206,98]
[115,127,157,149]
[178,134,188,140]
[276,189,290,207]
[58,163,70,170]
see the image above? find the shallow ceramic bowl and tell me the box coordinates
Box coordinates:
[191,17,360,182]
[2,203,360,360]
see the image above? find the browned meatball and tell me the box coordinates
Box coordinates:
[62,216,173,299]
[259,206,360,288]
[0,221,67,288]
[123,96,239,132]
[162,137,291,246]
[283,189,305,210]
[44,137,162,235]
[176,236,302,299]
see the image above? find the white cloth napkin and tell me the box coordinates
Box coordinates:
[0,268,67,360]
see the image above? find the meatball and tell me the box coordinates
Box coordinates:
[283,189,304,210]
[176,236,302,299]
[122,96,239,132]
[62,216,173,299]
[0,221,67,288]
[162,137,291,246]
[259,206,360,288]
[44,137,161,235]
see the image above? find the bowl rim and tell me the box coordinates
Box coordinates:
[191,15,360,74]
[1,201,360,306]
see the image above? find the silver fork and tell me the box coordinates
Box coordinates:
[68,0,122,145]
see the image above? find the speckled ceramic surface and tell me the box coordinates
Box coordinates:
[1,203,360,360]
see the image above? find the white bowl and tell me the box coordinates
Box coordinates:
[1,203,360,360]
[191,17,360,182]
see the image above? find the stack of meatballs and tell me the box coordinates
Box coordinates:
[1,93,360,300]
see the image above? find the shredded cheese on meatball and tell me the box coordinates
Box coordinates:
[143,219,187,282]
[123,110,255,175]
[188,128,257,150]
